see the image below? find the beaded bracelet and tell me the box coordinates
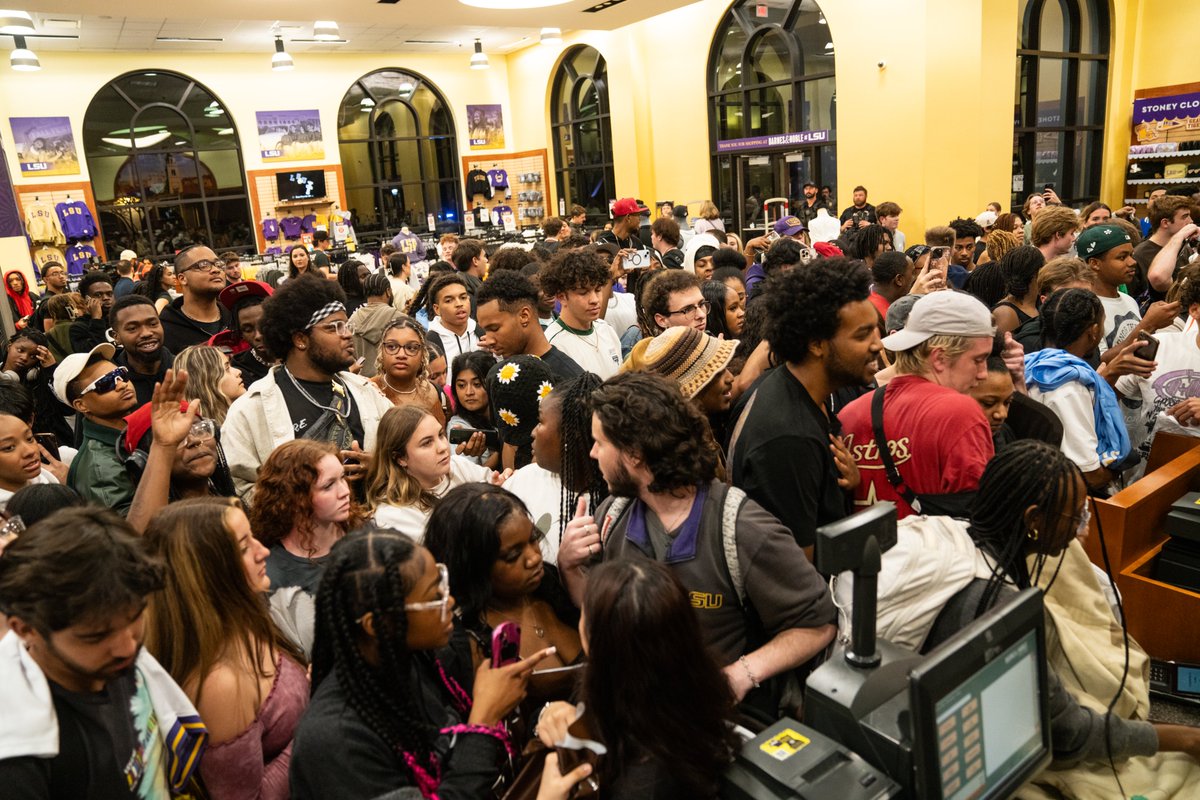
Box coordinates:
[441,723,517,759]
[739,655,761,689]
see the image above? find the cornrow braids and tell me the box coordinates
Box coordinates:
[313,530,445,795]
[967,440,1082,616]
[1039,287,1102,350]
[554,373,607,543]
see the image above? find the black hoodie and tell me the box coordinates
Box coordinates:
[159,296,231,354]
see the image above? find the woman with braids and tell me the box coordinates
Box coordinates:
[992,245,1046,335]
[1024,287,1132,492]
[337,258,370,315]
[424,483,582,702]
[370,317,447,425]
[289,530,558,799]
[135,261,176,313]
[535,560,739,799]
[406,261,454,328]
[144,497,307,800]
[844,223,892,267]
[504,373,606,564]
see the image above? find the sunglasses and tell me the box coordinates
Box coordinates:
[79,366,129,397]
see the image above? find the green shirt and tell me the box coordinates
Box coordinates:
[67,418,134,516]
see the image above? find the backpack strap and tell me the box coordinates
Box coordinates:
[870,385,922,514]
[599,496,632,549]
[726,388,760,484]
[721,485,748,606]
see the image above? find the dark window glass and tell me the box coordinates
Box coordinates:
[551,45,616,225]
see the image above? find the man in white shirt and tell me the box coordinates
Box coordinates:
[425,273,483,382]
[541,249,623,378]
[1078,225,1145,350]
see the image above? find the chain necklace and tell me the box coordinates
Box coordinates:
[283,366,346,417]
[382,373,419,396]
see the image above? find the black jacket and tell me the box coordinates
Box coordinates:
[159,297,231,354]
[67,316,108,354]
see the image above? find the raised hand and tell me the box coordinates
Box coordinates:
[558,495,600,572]
[150,369,200,448]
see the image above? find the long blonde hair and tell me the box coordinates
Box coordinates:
[175,345,235,424]
[364,405,441,514]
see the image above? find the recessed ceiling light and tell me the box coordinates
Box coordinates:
[459,0,571,8]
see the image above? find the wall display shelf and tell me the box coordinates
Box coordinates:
[246,164,348,253]
[13,181,106,276]
[460,148,550,232]
[1125,81,1200,205]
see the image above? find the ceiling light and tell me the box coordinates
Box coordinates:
[470,39,488,70]
[459,0,571,7]
[818,15,826,25]
[216,128,233,136]
[9,35,38,71]
[313,20,339,41]
[397,81,415,96]
[0,10,34,35]
[102,130,172,148]
[824,42,833,49]
[540,28,562,45]
[271,36,293,71]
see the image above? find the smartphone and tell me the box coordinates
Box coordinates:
[1043,183,1055,192]
[928,245,951,264]
[623,250,652,269]
[354,356,366,367]
[491,621,521,668]
[766,230,781,244]
[35,433,59,461]
[1134,331,1159,361]
[448,427,500,450]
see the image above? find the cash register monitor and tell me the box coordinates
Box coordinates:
[908,588,1051,800]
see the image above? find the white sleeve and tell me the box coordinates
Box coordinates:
[1038,384,1102,472]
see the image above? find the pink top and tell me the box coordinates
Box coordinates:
[198,654,309,800]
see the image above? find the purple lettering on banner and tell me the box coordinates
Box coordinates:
[1133,92,1200,125]
[716,129,830,153]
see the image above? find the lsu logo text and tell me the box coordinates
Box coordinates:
[690,591,724,609]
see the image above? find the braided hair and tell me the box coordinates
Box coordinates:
[311,529,465,796]
[1039,287,1102,350]
[553,373,606,543]
[968,440,1084,616]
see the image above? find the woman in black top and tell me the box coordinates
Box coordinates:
[536,560,739,799]
[993,246,1046,335]
[290,529,555,799]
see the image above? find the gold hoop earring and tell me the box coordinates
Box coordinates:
[1027,527,1039,542]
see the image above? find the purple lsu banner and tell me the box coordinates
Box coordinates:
[1133,92,1200,125]
[716,130,830,153]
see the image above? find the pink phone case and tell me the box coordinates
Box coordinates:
[491,621,521,667]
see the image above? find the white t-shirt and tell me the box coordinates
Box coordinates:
[389,276,415,313]
[0,468,58,513]
[1027,381,1100,471]
[1099,292,1141,351]
[545,318,623,379]
[503,463,596,566]
[427,318,483,383]
[604,293,638,338]
[1116,329,1200,450]
[371,455,491,540]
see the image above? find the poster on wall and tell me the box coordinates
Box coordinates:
[1133,91,1200,144]
[9,116,79,176]
[467,104,505,150]
[256,110,324,162]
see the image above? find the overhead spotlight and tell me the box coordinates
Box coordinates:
[271,35,293,71]
[470,38,488,69]
[10,34,38,71]
[313,20,339,41]
[0,10,34,35]
[540,27,562,45]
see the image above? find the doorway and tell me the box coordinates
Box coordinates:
[733,151,814,237]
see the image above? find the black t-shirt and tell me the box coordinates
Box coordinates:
[274,369,365,444]
[114,348,174,408]
[839,203,877,225]
[595,230,638,250]
[231,348,271,387]
[0,668,170,799]
[729,365,852,547]
[538,345,584,382]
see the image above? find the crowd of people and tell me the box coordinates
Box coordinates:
[1,185,1200,799]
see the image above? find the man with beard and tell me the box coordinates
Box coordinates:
[110,295,172,406]
[159,245,232,353]
[557,372,835,713]
[56,343,140,514]
[222,281,275,386]
[729,259,882,548]
[68,270,115,353]
[0,507,199,796]
[222,274,393,499]
[28,261,69,334]
[794,181,827,230]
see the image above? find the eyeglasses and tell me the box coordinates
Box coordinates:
[79,366,129,397]
[666,300,711,319]
[1060,501,1092,538]
[312,320,355,336]
[184,418,216,445]
[179,259,224,274]
[381,341,424,356]
[403,563,451,622]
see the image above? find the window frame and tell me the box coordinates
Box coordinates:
[550,45,617,226]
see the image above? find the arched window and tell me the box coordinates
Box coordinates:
[1013,0,1109,208]
[82,71,254,257]
[550,46,615,224]
[338,69,461,240]
[707,0,835,234]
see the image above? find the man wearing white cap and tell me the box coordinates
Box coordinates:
[114,250,138,297]
[838,292,996,519]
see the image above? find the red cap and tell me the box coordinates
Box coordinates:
[207,329,248,355]
[611,198,648,217]
[813,242,844,258]
[218,280,272,311]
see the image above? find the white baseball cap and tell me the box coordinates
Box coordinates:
[52,343,116,406]
[881,292,994,352]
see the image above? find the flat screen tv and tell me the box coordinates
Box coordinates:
[276,169,326,202]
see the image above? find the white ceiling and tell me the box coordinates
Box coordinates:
[13,1,698,54]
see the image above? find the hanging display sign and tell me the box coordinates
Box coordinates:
[9,116,79,176]
[467,105,505,149]
[1133,92,1200,142]
[256,110,325,162]
[716,129,830,153]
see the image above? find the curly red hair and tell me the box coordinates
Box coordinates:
[249,439,365,551]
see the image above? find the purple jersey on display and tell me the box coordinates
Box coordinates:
[55,201,97,240]
[487,169,509,190]
[262,218,280,240]
[66,243,98,275]
[301,214,317,233]
[390,230,427,261]
[280,216,303,238]
[491,205,513,227]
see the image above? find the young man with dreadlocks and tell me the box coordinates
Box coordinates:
[836,441,1200,791]
[289,531,561,798]
[223,274,393,499]
[503,373,607,564]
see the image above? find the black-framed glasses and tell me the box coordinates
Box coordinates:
[79,366,129,396]
[666,300,711,319]
[179,259,224,274]
[381,341,424,356]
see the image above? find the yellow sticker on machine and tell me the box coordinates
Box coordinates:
[760,729,811,761]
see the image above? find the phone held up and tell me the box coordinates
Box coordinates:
[1134,331,1160,362]
[491,621,521,668]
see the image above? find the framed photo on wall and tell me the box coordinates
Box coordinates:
[467,104,505,150]
[256,110,325,162]
[9,116,79,176]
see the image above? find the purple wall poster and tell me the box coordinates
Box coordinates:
[467,105,505,150]
[9,116,80,176]
[1133,92,1200,143]
[256,110,324,162]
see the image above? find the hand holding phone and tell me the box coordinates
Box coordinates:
[491,621,521,668]
[1134,331,1160,362]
